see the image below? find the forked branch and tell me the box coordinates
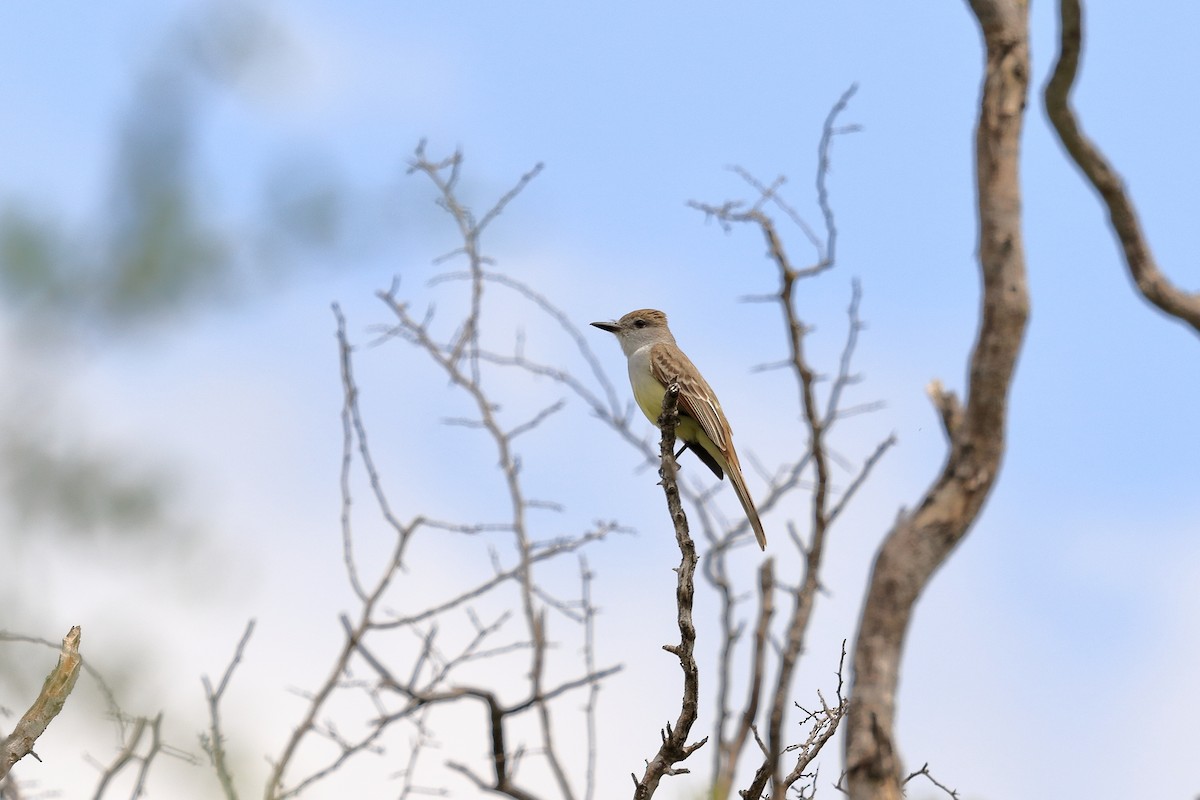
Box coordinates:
[687,84,899,800]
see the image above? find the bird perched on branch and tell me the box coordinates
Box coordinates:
[591,309,766,550]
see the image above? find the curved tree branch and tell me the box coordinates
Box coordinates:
[1044,0,1200,335]
[843,2,1031,798]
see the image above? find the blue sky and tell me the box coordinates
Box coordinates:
[2,2,1198,799]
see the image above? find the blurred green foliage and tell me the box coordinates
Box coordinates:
[0,4,349,538]
[2,432,168,532]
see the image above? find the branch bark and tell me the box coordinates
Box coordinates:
[1044,0,1200,335]
[843,2,1030,798]
[1,626,83,780]
[632,385,707,799]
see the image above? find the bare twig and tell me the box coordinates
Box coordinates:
[711,559,774,800]
[336,301,420,590]
[902,762,959,799]
[89,714,167,800]
[379,148,575,797]
[349,620,618,800]
[265,308,425,800]
[813,84,861,272]
[202,620,255,800]
[580,557,601,800]
[687,85,891,800]
[430,269,623,416]
[744,643,848,799]
[827,435,898,525]
[274,145,612,799]
[373,525,614,630]
[782,642,848,788]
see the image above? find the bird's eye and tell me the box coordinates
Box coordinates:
[633,319,647,329]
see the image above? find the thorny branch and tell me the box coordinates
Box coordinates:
[632,385,707,799]
[745,641,849,799]
[690,84,894,800]
[783,641,848,784]
[256,145,613,800]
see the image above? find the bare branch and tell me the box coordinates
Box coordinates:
[373,524,614,630]
[89,714,167,800]
[508,399,568,440]
[431,269,623,416]
[782,642,849,787]
[845,5,1031,798]
[827,435,898,524]
[352,618,618,800]
[1,626,83,780]
[687,87,889,800]
[814,84,860,272]
[823,279,869,426]
[711,559,774,800]
[580,557,601,800]
[277,146,613,800]
[633,385,708,799]
[729,167,822,251]
[756,90,863,799]
[1044,0,1200,335]
[902,763,959,800]
[476,163,545,235]
[926,379,964,442]
[202,620,255,800]
[336,302,414,592]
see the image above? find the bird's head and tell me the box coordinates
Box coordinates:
[591,309,673,356]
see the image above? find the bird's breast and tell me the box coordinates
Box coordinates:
[627,347,666,424]
[627,347,706,448]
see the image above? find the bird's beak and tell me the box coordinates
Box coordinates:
[590,320,620,334]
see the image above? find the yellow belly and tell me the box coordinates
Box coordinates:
[630,366,723,467]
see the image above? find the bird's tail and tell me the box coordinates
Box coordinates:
[725,448,766,550]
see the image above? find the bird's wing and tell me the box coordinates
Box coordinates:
[649,342,729,454]
[650,342,767,550]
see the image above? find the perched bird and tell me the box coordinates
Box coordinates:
[591,309,766,550]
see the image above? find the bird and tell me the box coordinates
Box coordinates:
[591,308,766,550]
